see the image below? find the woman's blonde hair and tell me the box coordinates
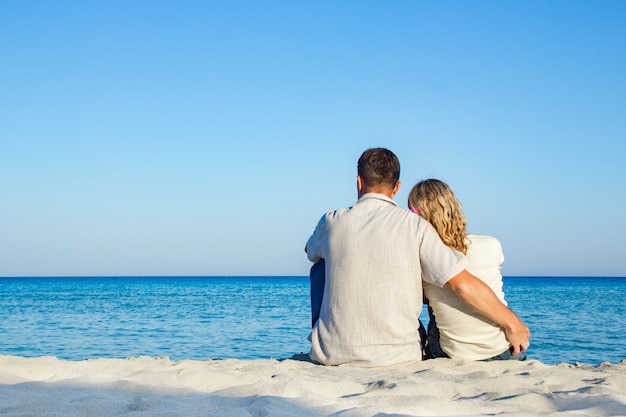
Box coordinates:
[408,179,468,254]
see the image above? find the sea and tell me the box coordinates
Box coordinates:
[0,276,624,365]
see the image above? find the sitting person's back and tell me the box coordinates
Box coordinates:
[423,234,511,360]
[305,150,530,367]
[409,179,525,361]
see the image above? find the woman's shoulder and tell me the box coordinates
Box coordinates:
[467,234,502,245]
[465,235,504,264]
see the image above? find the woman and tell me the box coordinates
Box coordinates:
[408,179,525,361]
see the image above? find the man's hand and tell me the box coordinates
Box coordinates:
[446,270,531,354]
[503,319,531,355]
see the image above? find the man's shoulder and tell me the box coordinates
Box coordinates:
[318,196,410,227]
[323,206,352,219]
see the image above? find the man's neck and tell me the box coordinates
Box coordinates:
[359,187,394,199]
[356,176,401,199]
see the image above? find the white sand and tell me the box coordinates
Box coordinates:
[0,355,625,416]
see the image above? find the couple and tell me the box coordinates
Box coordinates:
[305,148,530,367]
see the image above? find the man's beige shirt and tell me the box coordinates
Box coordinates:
[306,193,467,367]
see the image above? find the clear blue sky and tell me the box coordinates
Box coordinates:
[1,1,625,277]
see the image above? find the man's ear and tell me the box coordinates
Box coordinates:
[391,181,401,197]
[357,176,364,193]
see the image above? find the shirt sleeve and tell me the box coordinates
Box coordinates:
[419,221,469,288]
[306,214,327,263]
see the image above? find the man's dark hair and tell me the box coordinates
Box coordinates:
[357,148,400,188]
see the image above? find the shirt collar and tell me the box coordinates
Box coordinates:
[356,192,399,207]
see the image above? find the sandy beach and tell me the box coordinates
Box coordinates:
[1,355,624,416]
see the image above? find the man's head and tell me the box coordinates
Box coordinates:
[357,148,401,198]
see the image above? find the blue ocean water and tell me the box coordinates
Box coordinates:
[0,276,624,365]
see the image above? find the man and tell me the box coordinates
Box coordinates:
[305,148,530,367]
